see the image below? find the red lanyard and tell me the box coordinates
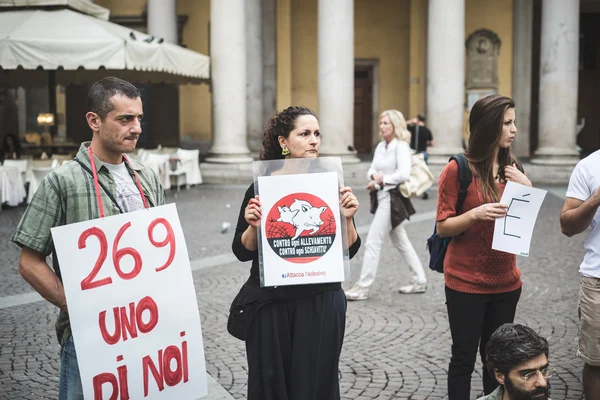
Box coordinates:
[87,146,149,218]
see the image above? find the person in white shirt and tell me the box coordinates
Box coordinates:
[560,149,600,400]
[345,110,427,301]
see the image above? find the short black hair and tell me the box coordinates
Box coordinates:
[485,323,549,376]
[417,113,426,122]
[87,77,141,120]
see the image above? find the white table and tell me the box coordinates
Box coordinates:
[0,166,26,206]
[27,167,54,204]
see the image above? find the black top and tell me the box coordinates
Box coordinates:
[232,183,361,298]
[408,124,433,153]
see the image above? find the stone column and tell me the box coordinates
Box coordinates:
[246,0,264,152]
[426,0,465,163]
[532,0,580,165]
[262,0,277,124]
[147,0,177,44]
[205,0,252,163]
[511,0,533,158]
[318,0,359,162]
[17,88,27,135]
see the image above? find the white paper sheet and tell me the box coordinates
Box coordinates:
[492,181,547,257]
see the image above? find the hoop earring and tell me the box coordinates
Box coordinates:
[281,147,290,156]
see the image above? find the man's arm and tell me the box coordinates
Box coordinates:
[560,187,600,237]
[19,247,67,311]
[427,129,434,147]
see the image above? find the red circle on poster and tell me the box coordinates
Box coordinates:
[265,192,337,264]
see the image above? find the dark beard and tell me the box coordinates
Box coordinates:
[504,375,550,400]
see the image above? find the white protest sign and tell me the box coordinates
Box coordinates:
[51,203,207,400]
[492,181,547,257]
[258,171,345,286]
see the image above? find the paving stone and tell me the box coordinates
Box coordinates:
[0,185,585,399]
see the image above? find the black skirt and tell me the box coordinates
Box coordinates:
[245,289,347,400]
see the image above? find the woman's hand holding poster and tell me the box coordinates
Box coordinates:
[256,158,348,287]
[492,181,547,257]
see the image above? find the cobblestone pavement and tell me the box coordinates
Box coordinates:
[0,183,587,399]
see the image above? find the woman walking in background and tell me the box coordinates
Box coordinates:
[230,106,361,400]
[345,109,427,301]
[436,94,531,398]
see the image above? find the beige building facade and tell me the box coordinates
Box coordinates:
[91,0,598,172]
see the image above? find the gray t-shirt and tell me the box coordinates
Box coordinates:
[104,162,145,213]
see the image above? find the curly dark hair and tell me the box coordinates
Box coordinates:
[260,106,317,160]
[485,323,549,376]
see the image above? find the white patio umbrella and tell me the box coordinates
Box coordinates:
[0,5,210,87]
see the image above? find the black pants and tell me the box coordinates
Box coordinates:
[245,289,346,400]
[445,286,522,399]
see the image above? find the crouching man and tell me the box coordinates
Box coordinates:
[478,323,551,400]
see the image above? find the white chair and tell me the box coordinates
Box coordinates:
[143,153,171,190]
[175,149,203,186]
[0,166,26,206]
[2,159,29,183]
[27,167,53,204]
[168,159,187,192]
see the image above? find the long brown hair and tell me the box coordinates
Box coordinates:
[465,94,521,203]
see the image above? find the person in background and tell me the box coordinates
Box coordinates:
[345,109,427,301]
[407,114,433,199]
[231,106,361,400]
[478,323,551,400]
[1,133,21,162]
[560,148,600,400]
[11,77,165,400]
[436,94,531,398]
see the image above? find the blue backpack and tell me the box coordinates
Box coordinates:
[427,153,472,273]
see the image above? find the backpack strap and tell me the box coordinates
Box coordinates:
[449,153,472,213]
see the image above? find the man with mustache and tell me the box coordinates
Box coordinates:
[11,77,165,400]
[478,323,551,400]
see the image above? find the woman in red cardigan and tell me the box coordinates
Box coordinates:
[436,94,532,399]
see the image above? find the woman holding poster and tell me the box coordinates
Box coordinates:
[230,106,361,400]
[345,110,427,301]
[435,94,531,398]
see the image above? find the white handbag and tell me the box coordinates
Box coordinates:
[398,152,435,198]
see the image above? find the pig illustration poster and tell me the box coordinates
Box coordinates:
[256,169,347,287]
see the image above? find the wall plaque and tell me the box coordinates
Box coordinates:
[466,29,501,90]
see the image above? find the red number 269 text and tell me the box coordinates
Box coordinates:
[77,218,176,291]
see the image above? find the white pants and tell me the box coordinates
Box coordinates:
[355,190,426,289]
